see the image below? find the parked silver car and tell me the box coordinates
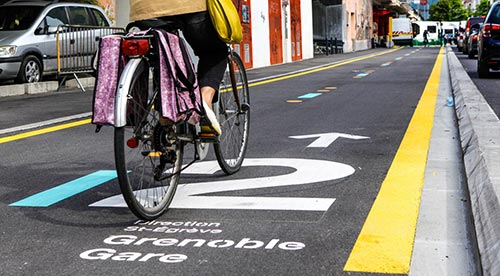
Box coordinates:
[0,0,111,83]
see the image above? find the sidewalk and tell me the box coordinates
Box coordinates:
[0,77,94,97]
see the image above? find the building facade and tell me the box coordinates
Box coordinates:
[373,0,413,46]
[106,0,377,69]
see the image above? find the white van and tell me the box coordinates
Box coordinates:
[392,18,413,46]
[441,21,460,44]
[412,21,440,45]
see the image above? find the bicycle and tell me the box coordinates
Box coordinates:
[111,21,250,220]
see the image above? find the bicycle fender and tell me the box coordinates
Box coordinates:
[114,58,144,127]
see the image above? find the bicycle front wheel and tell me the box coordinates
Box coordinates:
[114,59,183,220]
[214,52,250,174]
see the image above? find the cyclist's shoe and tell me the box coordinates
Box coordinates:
[201,100,221,136]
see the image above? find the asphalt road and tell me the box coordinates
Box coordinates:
[0,47,473,275]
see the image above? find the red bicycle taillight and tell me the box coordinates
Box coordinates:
[122,39,149,56]
[127,137,139,148]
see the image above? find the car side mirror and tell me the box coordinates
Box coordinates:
[35,26,44,35]
[47,26,58,34]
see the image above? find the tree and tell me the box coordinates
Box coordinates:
[59,0,99,5]
[474,0,491,16]
[429,0,469,21]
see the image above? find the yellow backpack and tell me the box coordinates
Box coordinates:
[207,0,243,44]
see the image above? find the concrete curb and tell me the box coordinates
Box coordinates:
[0,77,95,97]
[448,46,500,275]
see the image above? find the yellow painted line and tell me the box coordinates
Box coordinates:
[0,119,91,145]
[287,100,303,103]
[317,89,330,92]
[344,47,444,274]
[249,48,401,88]
[1,48,400,145]
[325,86,337,90]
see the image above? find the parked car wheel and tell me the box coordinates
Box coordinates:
[16,55,42,83]
[478,60,490,78]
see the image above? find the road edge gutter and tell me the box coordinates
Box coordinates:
[448,45,500,276]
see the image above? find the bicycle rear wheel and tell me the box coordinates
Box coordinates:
[214,52,250,174]
[114,59,183,220]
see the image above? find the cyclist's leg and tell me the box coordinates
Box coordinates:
[201,86,216,109]
[180,11,228,133]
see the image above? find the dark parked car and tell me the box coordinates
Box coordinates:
[478,2,500,78]
[467,23,482,59]
[463,16,485,55]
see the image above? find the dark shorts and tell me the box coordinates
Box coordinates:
[161,11,228,91]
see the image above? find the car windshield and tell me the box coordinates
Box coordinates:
[489,5,500,24]
[0,6,44,31]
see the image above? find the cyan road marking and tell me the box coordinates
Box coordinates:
[298,93,322,99]
[10,170,117,207]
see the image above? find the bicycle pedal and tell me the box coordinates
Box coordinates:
[198,132,219,143]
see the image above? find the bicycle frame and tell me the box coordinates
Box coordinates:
[110,29,250,219]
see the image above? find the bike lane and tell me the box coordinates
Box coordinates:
[0,47,476,275]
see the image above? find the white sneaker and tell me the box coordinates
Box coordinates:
[202,100,221,136]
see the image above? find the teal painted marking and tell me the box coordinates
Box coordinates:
[356,73,369,77]
[10,170,117,207]
[298,93,322,99]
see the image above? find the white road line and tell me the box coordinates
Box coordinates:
[0,112,92,135]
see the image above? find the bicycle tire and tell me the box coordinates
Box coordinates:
[114,58,183,220]
[214,52,250,174]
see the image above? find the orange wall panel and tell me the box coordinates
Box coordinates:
[234,0,253,68]
[268,0,283,65]
[290,0,302,61]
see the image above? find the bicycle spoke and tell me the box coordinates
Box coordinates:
[214,52,250,174]
[115,58,182,220]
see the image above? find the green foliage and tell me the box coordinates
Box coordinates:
[474,0,491,16]
[60,0,100,5]
[429,0,469,21]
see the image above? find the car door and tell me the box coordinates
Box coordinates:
[67,6,101,73]
[36,6,70,74]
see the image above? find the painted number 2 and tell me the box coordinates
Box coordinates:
[91,158,355,211]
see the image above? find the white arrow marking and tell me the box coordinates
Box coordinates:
[289,132,369,148]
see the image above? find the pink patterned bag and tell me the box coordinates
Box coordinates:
[91,30,202,127]
[154,29,202,125]
[92,35,125,126]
